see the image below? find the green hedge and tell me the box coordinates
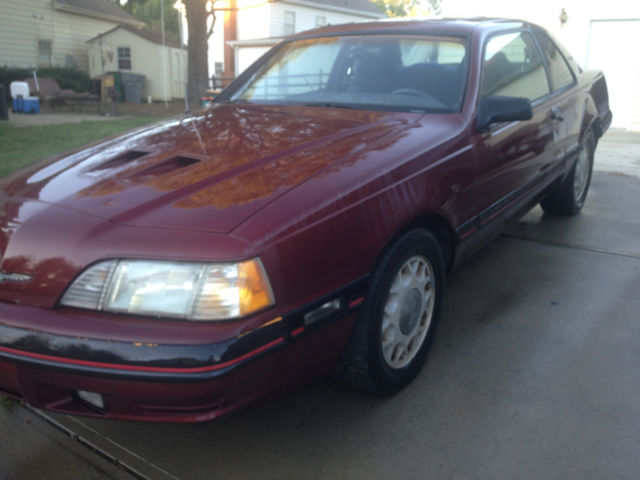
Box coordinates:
[1,66,91,100]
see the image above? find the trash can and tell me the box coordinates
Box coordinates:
[120,72,145,103]
[0,85,8,120]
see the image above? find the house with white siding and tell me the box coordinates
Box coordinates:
[201,0,385,84]
[0,0,142,72]
[442,0,640,131]
[87,25,187,101]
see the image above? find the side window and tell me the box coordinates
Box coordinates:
[118,47,131,70]
[284,11,296,36]
[38,40,52,66]
[533,31,575,92]
[481,32,550,101]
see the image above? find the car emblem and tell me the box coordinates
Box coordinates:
[0,272,33,283]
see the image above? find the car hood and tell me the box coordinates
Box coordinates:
[1,104,413,234]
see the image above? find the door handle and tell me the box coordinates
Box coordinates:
[551,106,564,121]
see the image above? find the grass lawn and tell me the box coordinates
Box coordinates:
[0,116,158,177]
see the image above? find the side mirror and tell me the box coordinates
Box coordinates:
[477,95,533,132]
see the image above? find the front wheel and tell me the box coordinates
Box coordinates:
[541,129,596,215]
[334,229,445,395]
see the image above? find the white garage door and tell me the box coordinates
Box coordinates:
[586,19,640,131]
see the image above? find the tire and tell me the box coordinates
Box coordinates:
[540,129,596,215]
[335,229,445,395]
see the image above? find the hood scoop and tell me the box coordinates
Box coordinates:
[126,155,201,183]
[90,150,149,172]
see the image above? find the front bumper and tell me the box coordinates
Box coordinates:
[0,279,366,422]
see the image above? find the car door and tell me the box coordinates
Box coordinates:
[470,30,559,225]
[532,29,581,163]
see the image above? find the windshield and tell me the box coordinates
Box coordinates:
[226,34,468,113]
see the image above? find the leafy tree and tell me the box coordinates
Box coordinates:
[122,0,181,44]
[373,0,441,17]
[427,0,441,15]
[372,0,418,17]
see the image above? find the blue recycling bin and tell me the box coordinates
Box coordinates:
[13,97,23,112]
[23,98,40,113]
[11,96,39,113]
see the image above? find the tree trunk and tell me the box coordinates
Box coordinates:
[183,0,209,109]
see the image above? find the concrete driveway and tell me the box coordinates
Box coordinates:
[1,130,639,480]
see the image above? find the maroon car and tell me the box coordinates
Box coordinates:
[0,19,611,422]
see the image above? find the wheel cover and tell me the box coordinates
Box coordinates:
[381,255,435,369]
[573,144,590,201]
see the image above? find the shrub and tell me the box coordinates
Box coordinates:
[0,66,91,100]
[38,66,91,93]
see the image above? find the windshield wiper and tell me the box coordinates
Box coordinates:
[301,102,358,110]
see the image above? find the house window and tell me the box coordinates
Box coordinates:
[315,16,327,27]
[284,11,295,35]
[38,40,52,66]
[215,61,223,76]
[118,47,132,70]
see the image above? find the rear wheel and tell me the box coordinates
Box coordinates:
[335,229,445,395]
[541,129,596,215]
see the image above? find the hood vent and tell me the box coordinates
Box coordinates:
[93,150,149,171]
[128,155,201,182]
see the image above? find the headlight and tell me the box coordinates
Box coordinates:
[60,258,275,321]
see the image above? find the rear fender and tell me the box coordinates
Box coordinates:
[581,70,612,140]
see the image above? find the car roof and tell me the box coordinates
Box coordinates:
[291,18,532,40]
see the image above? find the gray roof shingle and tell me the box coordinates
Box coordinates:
[55,0,142,25]
[282,0,384,17]
[318,0,383,15]
[87,24,184,49]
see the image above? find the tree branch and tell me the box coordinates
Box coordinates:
[207,10,217,39]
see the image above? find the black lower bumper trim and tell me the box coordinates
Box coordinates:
[0,275,369,382]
